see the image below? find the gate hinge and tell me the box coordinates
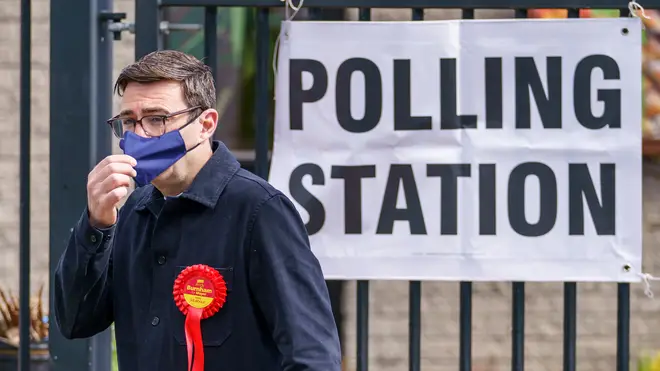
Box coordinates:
[99,11,133,41]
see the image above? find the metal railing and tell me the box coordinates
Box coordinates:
[39,0,660,370]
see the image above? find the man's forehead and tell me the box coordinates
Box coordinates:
[118,80,185,115]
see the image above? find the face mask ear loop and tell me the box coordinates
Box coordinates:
[178,111,209,152]
[185,140,205,154]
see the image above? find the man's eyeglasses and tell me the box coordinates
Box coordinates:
[107,106,202,139]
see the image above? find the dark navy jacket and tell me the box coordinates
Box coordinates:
[53,141,342,371]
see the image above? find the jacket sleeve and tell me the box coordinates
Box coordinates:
[248,194,342,371]
[53,208,116,339]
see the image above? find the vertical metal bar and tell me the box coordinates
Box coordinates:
[254,8,270,179]
[308,7,321,20]
[161,7,172,48]
[358,7,370,22]
[459,282,472,371]
[514,9,528,18]
[411,8,423,20]
[307,7,344,20]
[89,0,115,369]
[561,14,581,371]
[563,283,577,371]
[50,0,97,369]
[355,11,371,371]
[616,9,630,370]
[509,13,527,371]
[405,9,425,369]
[456,11,475,371]
[617,283,630,371]
[406,9,423,369]
[356,280,369,371]
[304,5,345,365]
[511,282,525,371]
[457,9,474,371]
[408,281,421,371]
[135,0,162,59]
[305,0,344,352]
[204,6,219,89]
[95,1,114,164]
[326,280,344,352]
[18,0,32,367]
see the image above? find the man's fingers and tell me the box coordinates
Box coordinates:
[90,162,137,186]
[90,154,137,178]
[99,173,133,195]
[87,155,136,227]
[103,154,137,167]
[98,186,129,210]
[105,162,137,179]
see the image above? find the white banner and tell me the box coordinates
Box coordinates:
[269,18,643,282]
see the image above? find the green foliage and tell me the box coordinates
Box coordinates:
[236,8,279,148]
[638,352,660,371]
[166,7,280,149]
[111,324,118,371]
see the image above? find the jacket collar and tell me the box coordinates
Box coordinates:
[135,140,240,212]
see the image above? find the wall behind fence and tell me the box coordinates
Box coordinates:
[2,2,660,370]
[0,0,135,299]
[0,0,50,295]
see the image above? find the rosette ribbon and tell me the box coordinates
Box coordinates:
[173,264,227,371]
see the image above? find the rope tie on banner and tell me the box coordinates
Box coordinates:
[625,264,660,299]
[629,0,651,21]
[272,0,306,101]
[639,273,660,298]
[282,0,304,20]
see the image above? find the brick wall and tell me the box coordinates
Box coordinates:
[1,3,659,370]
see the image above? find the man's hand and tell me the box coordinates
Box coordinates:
[87,155,137,228]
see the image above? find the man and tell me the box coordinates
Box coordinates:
[53,50,342,371]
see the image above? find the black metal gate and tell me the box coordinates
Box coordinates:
[36,0,658,370]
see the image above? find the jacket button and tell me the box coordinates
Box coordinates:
[151,317,160,326]
[90,235,97,243]
[157,255,166,265]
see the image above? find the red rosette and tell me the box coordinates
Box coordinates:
[173,264,227,317]
[172,264,227,371]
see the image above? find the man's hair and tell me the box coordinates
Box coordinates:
[114,50,216,110]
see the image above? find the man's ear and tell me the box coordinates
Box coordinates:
[199,109,219,140]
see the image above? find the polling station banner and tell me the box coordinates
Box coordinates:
[269,18,643,282]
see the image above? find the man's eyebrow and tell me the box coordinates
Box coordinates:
[118,109,134,117]
[118,107,170,117]
[142,107,170,115]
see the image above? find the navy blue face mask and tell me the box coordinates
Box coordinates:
[119,121,203,187]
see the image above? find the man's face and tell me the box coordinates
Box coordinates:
[119,80,195,139]
[119,80,215,185]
